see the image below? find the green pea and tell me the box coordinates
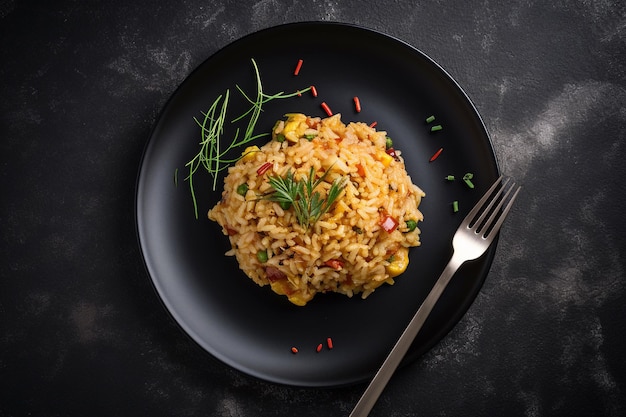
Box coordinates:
[405,219,417,232]
[236,183,249,196]
[257,250,268,263]
[385,136,393,149]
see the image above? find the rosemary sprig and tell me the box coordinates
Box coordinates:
[184,59,311,218]
[266,167,347,230]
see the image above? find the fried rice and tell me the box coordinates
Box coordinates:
[208,113,425,306]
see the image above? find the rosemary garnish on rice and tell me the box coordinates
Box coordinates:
[265,166,347,231]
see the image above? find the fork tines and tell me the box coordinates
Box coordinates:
[466,176,521,238]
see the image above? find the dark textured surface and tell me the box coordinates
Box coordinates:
[1,1,625,416]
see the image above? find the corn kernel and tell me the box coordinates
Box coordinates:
[282,114,308,143]
[386,247,409,277]
[376,149,393,167]
[241,145,260,162]
[287,293,309,306]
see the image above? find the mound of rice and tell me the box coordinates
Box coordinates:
[208,113,425,306]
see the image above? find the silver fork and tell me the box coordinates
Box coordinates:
[349,175,521,417]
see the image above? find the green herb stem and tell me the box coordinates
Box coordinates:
[183,58,311,218]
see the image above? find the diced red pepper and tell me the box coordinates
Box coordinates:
[386,147,397,158]
[380,214,399,233]
[225,226,238,236]
[324,259,344,270]
[256,162,273,176]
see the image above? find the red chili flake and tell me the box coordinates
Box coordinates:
[256,162,273,176]
[369,121,378,128]
[327,337,334,349]
[291,347,299,354]
[294,59,303,76]
[321,102,333,116]
[311,85,318,97]
[353,96,361,113]
[429,147,444,162]
[316,343,323,353]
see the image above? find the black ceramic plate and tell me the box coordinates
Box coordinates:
[136,22,499,387]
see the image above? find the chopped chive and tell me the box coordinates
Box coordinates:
[430,124,443,132]
[304,134,316,140]
[453,200,459,213]
[426,115,436,123]
[174,168,179,187]
[445,175,455,181]
[463,172,475,188]
[275,133,285,142]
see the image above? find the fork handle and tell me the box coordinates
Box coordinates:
[349,252,464,417]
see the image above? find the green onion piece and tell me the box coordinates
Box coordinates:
[275,133,286,142]
[426,115,436,123]
[463,173,475,188]
[385,136,393,149]
[431,124,443,132]
[257,249,268,263]
[405,219,417,232]
[445,175,455,181]
[236,183,249,196]
[453,200,459,213]
[352,226,363,234]
[304,134,316,140]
